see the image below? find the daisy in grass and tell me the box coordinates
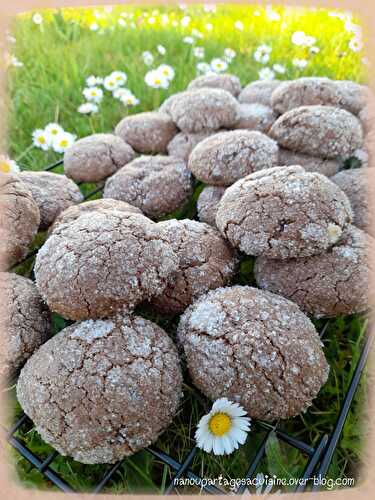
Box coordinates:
[0,155,20,174]
[83,86,103,103]
[145,69,169,89]
[86,75,103,86]
[259,67,275,80]
[183,36,194,44]
[254,44,272,64]
[292,58,309,69]
[52,132,76,154]
[77,102,99,114]
[196,62,211,74]
[45,123,64,138]
[142,51,154,66]
[210,58,228,73]
[157,44,166,55]
[32,12,43,25]
[103,76,118,92]
[193,47,205,59]
[273,63,286,74]
[158,64,175,81]
[109,71,127,86]
[32,129,52,151]
[120,93,140,107]
[224,48,236,61]
[195,398,251,455]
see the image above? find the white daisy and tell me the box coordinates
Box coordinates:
[259,67,276,80]
[193,47,205,59]
[77,102,98,114]
[52,132,76,154]
[292,58,308,69]
[86,75,103,87]
[157,64,175,81]
[210,58,228,73]
[196,62,211,74]
[309,46,320,54]
[224,48,236,61]
[191,28,203,39]
[234,20,244,31]
[120,93,140,106]
[195,398,251,455]
[273,63,286,74]
[83,86,103,103]
[0,155,20,174]
[103,76,119,91]
[291,30,308,46]
[90,23,99,32]
[349,37,363,52]
[118,18,126,27]
[205,23,213,31]
[32,129,52,151]
[32,12,43,25]
[148,17,156,25]
[109,70,127,86]
[181,16,191,27]
[113,87,131,99]
[157,44,166,55]
[183,36,194,44]
[253,44,272,64]
[10,55,23,68]
[145,69,169,89]
[142,51,154,66]
[266,7,281,21]
[45,123,64,137]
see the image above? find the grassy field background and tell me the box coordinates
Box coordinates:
[5,4,370,494]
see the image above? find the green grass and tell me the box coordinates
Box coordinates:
[5,4,369,494]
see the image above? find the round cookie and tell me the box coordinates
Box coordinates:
[331,168,369,232]
[234,103,278,133]
[103,156,193,218]
[167,89,240,133]
[271,77,361,115]
[64,133,135,183]
[167,131,213,162]
[150,219,238,314]
[177,285,329,421]
[269,105,363,159]
[197,185,226,227]
[34,211,179,320]
[0,174,40,270]
[188,130,279,186]
[278,148,340,177]
[115,112,177,154]
[216,166,353,259]
[254,225,371,318]
[18,171,83,230]
[17,314,182,464]
[335,80,369,116]
[0,272,51,378]
[187,74,241,97]
[238,80,282,107]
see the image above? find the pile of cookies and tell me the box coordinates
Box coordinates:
[0,75,372,464]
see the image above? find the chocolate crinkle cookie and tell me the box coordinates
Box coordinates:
[278,148,340,177]
[0,174,40,270]
[103,156,193,218]
[17,314,182,464]
[167,131,213,162]
[115,112,177,154]
[188,130,279,186]
[48,198,143,235]
[150,219,238,314]
[167,89,240,133]
[197,185,226,227]
[234,103,278,133]
[216,166,353,259]
[335,80,370,116]
[34,211,179,320]
[64,133,135,183]
[271,77,366,115]
[18,171,83,230]
[238,80,283,107]
[254,225,372,318]
[177,285,329,421]
[269,105,363,159]
[331,168,369,232]
[0,272,51,379]
[187,73,242,97]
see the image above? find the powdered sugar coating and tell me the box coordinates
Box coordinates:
[254,225,371,317]
[0,174,40,270]
[177,285,329,421]
[197,185,226,227]
[335,80,369,115]
[115,112,177,154]
[278,148,340,177]
[17,314,182,464]
[216,166,353,259]
[331,168,369,232]
[34,211,179,320]
[0,272,51,378]
[150,219,238,314]
[168,89,240,133]
[238,80,283,106]
[167,131,213,162]
[103,156,193,218]
[187,73,242,97]
[269,105,363,159]
[234,103,278,133]
[18,171,83,229]
[188,130,279,186]
[64,134,135,183]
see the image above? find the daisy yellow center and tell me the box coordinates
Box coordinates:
[115,76,122,81]
[38,136,46,144]
[163,70,169,75]
[91,90,97,96]
[154,78,161,84]
[209,413,231,436]
[60,139,68,147]
[0,161,11,173]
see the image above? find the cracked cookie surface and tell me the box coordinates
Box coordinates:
[233,103,278,133]
[167,131,213,162]
[64,133,135,183]
[278,148,340,177]
[216,166,352,259]
[150,219,238,314]
[0,272,51,378]
[187,73,242,97]
[197,185,226,227]
[34,211,179,320]
[17,314,183,464]
[177,285,329,421]
[254,225,371,318]
[238,80,283,107]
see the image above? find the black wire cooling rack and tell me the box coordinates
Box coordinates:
[4,159,373,495]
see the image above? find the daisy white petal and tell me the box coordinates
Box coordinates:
[32,129,52,151]
[157,64,175,81]
[0,155,20,174]
[83,86,103,103]
[78,102,98,114]
[52,132,76,154]
[212,437,225,455]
